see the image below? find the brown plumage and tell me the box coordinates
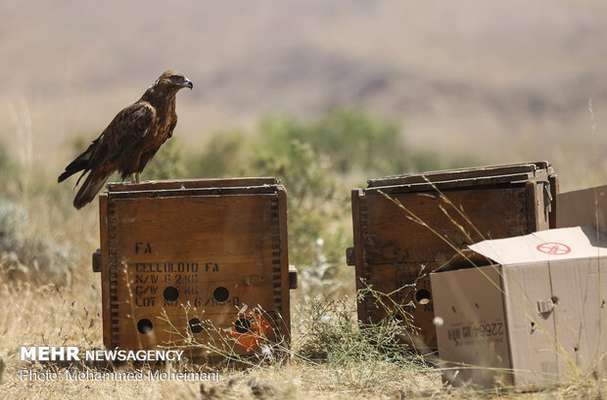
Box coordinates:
[58,70,193,209]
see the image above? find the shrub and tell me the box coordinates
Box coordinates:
[0,199,74,285]
[142,138,188,180]
[189,130,247,178]
[295,296,423,367]
[253,139,342,268]
[258,110,410,175]
[0,142,19,194]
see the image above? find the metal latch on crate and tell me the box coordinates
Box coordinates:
[288,267,298,289]
[92,248,101,273]
[544,183,553,216]
[346,247,355,266]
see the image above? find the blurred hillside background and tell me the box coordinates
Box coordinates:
[1,0,607,190]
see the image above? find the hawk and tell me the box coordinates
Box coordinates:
[58,70,193,209]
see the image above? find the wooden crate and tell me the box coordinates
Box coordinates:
[92,177,295,360]
[347,162,558,351]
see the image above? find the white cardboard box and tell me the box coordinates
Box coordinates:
[431,226,607,389]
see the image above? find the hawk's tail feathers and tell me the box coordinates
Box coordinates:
[58,142,97,183]
[73,171,110,209]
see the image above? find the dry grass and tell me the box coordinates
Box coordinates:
[0,167,605,399]
[0,261,605,399]
[0,280,439,399]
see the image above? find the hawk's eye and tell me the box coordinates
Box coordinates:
[170,75,182,81]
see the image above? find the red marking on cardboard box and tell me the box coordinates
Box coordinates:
[536,242,571,255]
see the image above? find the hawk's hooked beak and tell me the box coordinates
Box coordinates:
[182,78,193,90]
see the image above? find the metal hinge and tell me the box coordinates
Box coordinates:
[92,248,101,273]
[288,267,298,290]
[346,247,355,266]
[544,183,553,215]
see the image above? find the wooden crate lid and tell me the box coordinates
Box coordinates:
[104,177,282,197]
[366,161,554,192]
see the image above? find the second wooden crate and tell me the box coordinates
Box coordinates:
[347,162,557,350]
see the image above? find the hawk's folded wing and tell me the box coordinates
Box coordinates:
[89,102,157,169]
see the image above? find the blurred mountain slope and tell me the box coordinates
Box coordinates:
[1,0,606,183]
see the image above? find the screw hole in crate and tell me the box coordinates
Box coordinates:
[415,288,432,305]
[189,318,203,334]
[163,286,179,302]
[213,286,230,303]
[137,318,153,334]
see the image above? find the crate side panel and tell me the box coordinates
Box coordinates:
[113,196,275,259]
[107,194,278,353]
[360,187,532,349]
[363,188,530,265]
